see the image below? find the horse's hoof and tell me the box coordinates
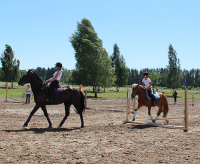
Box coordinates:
[152,119,156,123]
[48,124,52,129]
[132,118,135,121]
[81,124,84,128]
[165,119,169,124]
[23,123,28,127]
[57,123,62,128]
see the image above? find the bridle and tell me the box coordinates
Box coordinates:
[131,85,139,98]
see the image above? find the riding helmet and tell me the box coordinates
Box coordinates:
[55,62,62,68]
[143,72,149,76]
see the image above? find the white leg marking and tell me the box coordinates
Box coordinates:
[133,111,137,120]
[149,115,154,120]
[154,116,159,122]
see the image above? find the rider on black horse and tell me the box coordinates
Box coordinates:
[142,72,157,105]
[46,62,62,102]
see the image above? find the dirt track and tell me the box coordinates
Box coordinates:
[0,97,200,163]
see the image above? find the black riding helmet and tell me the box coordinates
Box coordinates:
[143,72,149,76]
[55,62,62,68]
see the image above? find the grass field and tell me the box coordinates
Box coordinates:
[0,81,199,99]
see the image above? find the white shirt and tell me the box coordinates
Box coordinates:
[142,78,151,89]
[53,70,62,81]
[26,88,31,94]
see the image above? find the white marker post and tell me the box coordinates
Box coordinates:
[126,88,130,121]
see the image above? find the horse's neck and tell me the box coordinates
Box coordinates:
[139,86,146,95]
[30,75,43,95]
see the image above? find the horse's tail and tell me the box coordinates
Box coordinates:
[79,91,85,113]
[163,98,169,118]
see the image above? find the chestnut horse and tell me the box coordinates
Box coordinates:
[131,84,169,123]
[18,70,85,128]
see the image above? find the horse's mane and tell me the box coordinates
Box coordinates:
[132,84,145,91]
[32,72,43,82]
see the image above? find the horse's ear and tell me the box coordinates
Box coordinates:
[27,70,33,75]
[138,82,140,86]
[28,70,33,73]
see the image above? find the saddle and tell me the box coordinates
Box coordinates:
[45,83,63,102]
[146,91,160,100]
[51,86,63,96]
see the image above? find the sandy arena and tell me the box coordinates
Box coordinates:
[0,97,200,163]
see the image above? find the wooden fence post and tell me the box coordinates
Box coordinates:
[6,83,8,102]
[184,90,189,132]
[126,88,130,121]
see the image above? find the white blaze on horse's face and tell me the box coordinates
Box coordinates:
[131,84,139,98]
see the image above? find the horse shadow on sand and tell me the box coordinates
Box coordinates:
[3,127,82,134]
[128,124,157,130]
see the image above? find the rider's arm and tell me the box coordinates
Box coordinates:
[49,71,61,82]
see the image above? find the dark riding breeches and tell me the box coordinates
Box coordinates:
[47,80,59,100]
[147,88,156,105]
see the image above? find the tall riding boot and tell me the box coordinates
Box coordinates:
[47,87,52,102]
[153,95,157,105]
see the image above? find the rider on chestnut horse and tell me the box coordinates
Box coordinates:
[131,72,169,123]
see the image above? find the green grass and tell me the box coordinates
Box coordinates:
[0,82,199,99]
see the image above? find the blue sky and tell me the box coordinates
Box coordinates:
[0,0,199,71]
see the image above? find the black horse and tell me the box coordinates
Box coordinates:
[18,70,85,128]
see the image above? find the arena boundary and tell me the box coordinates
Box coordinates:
[124,88,189,132]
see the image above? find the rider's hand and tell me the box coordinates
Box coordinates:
[45,80,50,83]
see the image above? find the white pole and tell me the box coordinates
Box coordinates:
[126,88,130,121]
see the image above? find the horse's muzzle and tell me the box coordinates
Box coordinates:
[18,81,24,86]
[131,93,136,98]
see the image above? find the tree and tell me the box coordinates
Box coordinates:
[1,44,20,88]
[195,69,200,87]
[111,44,129,90]
[70,18,115,97]
[149,71,161,86]
[34,67,47,81]
[166,44,183,91]
[0,67,3,81]
[46,67,56,80]
[61,68,70,83]
[99,49,116,92]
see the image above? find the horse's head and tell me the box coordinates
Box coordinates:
[131,83,139,98]
[18,70,34,86]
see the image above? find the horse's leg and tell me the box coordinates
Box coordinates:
[148,106,154,122]
[153,105,162,123]
[80,113,84,128]
[72,102,84,128]
[58,102,71,128]
[41,105,52,128]
[23,104,40,127]
[132,105,142,121]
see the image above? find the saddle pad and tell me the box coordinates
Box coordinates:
[146,91,160,100]
[52,87,63,95]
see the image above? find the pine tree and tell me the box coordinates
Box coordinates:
[166,44,183,91]
[111,44,129,91]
